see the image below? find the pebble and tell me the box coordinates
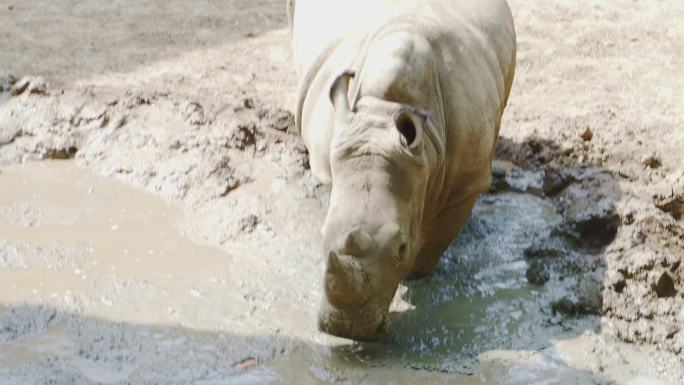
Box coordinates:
[551,297,577,315]
[580,127,593,141]
[654,271,676,298]
[10,76,47,96]
[543,168,572,196]
[641,154,661,169]
[526,260,549,286]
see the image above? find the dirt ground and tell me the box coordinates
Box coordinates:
[0,0,682,384]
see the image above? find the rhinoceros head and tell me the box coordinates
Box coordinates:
[317,71,433,341]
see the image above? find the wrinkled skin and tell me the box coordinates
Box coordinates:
[289,0,516,340]
[317,79,432,339]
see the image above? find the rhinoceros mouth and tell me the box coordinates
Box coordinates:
[317,300,389,342]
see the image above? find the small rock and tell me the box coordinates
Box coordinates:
[503,169,544,195]
[551,290,601,316]
[543,168,572,196]
[526,260,549,286]
[576,279,603,315]
[10,76,47,96]
[613,279,626,293]
[488,160,517,193]
[488,171,509,193]
[580,127,593,142]
[560,176,620,249]
[655,195,684,221]
[185,101,206,125]
[229,123,258,150]
[641,154,661,169]
[570,214,620,247]
[124,91,153,108]
[44,146,78,160]
[0,74,17,92]
[239,214,260,233]
[551,297,577,315]
[654,271,676,298]
[257,107,294,131]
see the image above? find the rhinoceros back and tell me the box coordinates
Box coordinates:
[290,0,516,202]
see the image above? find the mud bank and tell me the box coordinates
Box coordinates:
[501,0,684,355]
[1,0,683,383]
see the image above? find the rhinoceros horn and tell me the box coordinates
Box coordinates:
[326,250,367,306]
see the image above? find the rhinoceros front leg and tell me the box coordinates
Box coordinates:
[409,195,478,278]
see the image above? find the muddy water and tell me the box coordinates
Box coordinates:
[0,161,617,384]
[0,161,239,328]
[364,194,568,364]
[326,193,603,380]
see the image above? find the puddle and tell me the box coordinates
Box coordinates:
[0,161,238,328]
[0,161,612,384]
[332,192,601,373]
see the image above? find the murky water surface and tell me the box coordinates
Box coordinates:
[0,161,605,384]
[0,161,234,322]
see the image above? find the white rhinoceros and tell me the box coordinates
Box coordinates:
[288,0,516,340]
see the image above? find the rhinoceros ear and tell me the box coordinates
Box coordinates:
[329,71,355,117]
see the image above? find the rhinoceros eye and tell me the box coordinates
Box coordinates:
[395,112,417,147]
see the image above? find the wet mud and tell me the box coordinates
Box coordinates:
[1,0,683,383]
[1,162,682,384]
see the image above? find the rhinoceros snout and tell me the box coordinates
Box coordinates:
[320,222,407,339]
[317,300,389,342]
[323,225,403,307]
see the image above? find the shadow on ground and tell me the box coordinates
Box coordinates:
[0,301,616,385]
